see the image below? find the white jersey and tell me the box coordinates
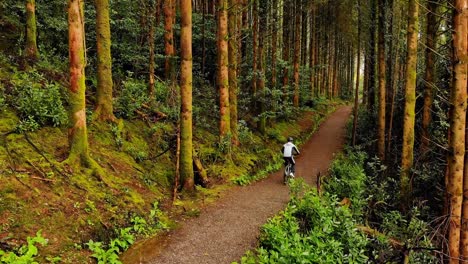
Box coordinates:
[282,142,299,157]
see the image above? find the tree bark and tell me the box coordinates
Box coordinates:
[164,0,176,83]
[449,0,468,262]
[293,0,301,107]
[179,0,194,191]
[377,0,386,160]
[368,0,377,110]
[25,0,39,62]
[352,0,361,147]
[421,0,439,155]
[271,0,278,90]
[400,0,419,211]
[217,0,231,140]
[252,0,258,94]
[94,0,116,122]
[282,0,291,100]
[257,0,267,133]
[228,0,239,144]
[66,0,98,170]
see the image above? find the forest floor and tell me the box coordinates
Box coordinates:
[121,106,353,264]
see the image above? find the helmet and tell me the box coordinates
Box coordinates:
[287,137,293,142]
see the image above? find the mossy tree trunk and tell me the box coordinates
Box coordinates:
[217,0,231,141]
[228,0,239,144]
[420,0,439,155]
[377,0,386,161]
[94,0,116,122]
[449,1,468,262]
[164,0,176,83]
[25,0,39,62]
[400,0,419,210]
[148,0,158,97]
[179,0,194,191]
[67,0,97,169]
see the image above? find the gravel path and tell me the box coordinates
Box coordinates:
[121,106,352,264]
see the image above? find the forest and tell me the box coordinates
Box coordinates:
[0,0,467,263]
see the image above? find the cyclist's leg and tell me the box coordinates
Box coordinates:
[290,157,296,174]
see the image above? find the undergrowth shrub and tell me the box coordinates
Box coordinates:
[8,70,67,129]
[87,202,168,264]
[0,231,61,264]
[324,150,367,217]
[115,78,149,118]
[238,186,368,264]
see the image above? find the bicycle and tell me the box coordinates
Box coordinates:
[283,160,295,184]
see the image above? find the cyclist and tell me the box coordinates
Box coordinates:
[282,137,300,177]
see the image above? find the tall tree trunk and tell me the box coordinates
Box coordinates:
[449,0,468,262]
[462,104,468,262]
[148,0,156,97]
[252,0,258,94]
[301,5,307,66]
[271,0,278,90]
[257,0,267,133]
[218,0,231,140]
[228,0,239,144]
[377,0,386,160]
[201,0,206,76]
[352,0,361,146]
[309,4,315,97]
[421,0,439,155]
[282,0,291,100]
[67,0,97,169]
[164,0,176,83]
[293,0,301,107]
[25,0,38,62]
[94,0,116,122]
[368,0,377,110]
[400,0,419,210]
[179,0,194,190]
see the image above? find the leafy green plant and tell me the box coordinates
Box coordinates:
[240,189,368,264]
[0,231,50,264]
[8,70,67,128]
[87,202,168,263]
[115,78,150,118]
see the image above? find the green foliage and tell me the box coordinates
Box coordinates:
[241,189,368,264]
[232,157,282,186]
[87,202,168,263]
[324,150,367,216]
[0,231,57,264]
[7,70,67,129]
[115,78,149,118]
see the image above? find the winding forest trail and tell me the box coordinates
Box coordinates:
[122,106,352,264]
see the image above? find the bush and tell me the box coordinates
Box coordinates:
[324,150,367,216]
[115,78,150,118]
[240,189,368,264]
[8,70,67,129]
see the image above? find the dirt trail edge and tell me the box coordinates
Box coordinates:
[122,106,352,264]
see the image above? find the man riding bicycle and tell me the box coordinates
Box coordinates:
[282,137,300,177]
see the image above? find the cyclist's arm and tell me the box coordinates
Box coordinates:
[293,146,300,155]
